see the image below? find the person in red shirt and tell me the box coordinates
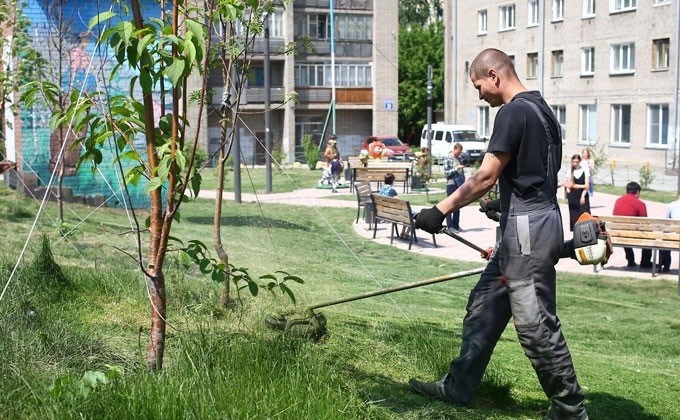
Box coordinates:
[612,181,652,268]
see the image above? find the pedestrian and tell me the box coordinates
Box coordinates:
[412,48,588,419]
[443,143,465,231]
[318,135,341,187]
[329,153,343,193]
[561,154,591,231]
[580,148,596,197]
[612,181,653,268]
[657,193,679,272]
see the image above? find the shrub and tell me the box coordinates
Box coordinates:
[302,135,319,170]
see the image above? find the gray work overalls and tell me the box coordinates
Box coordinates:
[442,99,588,419]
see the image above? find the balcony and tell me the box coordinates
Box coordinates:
[211,87,286,106]
[294,0,373,10]
[296,87,372,104]
[297,39,372,58]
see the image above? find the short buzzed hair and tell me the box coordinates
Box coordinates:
[469,48,518,80]
[626,181,641,194]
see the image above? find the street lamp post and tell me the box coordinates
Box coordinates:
[426,64,433,177]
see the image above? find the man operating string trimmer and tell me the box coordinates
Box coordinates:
[411,48,610,420]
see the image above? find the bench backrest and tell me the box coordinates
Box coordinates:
[371,194,413,225]
[355,181,372,205]
[353,167,409,182]
[595,215,680,250]
[347,156,363,169]
[366,160,414,170]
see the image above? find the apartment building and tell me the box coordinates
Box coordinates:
[208,0,399,165]
[443,0,679,169]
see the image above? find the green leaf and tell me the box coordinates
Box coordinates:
[211,269,225,282]
[137,33,155,57]
[190,172,202,198]
[280,283,296,305]
[88,11,116,30]
[259,274,277,281]
[175,150,187,172]
[164,57,186,87]
[139,70,153,93]
[145,177,163,193]
[184,32,196,64]
[179,251,192,269]
[82,371,109,390]
[157,155,172,181]
[248,280,259,297]
[199,259,212,274]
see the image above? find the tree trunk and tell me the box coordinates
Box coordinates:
[145,268,166,371]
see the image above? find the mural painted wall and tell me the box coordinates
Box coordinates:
[9,0,168,208]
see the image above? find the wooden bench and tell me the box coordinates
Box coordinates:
[371,194,437,250]
[351,167,411,194]
[354,181,373,227]
[594,215,679,292]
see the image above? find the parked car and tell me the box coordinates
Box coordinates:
[419,124,487,165]
[361,135,416,161]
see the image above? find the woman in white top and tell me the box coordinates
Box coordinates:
[581,147,596,197]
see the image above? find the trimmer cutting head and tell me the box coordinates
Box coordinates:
[265,309,328,341]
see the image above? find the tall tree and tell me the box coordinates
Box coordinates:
[398,0,442,27]
[398,20,444,145]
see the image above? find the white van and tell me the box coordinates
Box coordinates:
[420,124,487,164]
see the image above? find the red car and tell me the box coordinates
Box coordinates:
[361,135,415,161]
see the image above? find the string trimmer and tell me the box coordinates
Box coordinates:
[265,267,484,341]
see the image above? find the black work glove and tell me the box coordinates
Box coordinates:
[479,198,501,222]
[415,206,446,234]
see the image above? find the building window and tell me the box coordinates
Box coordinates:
[478,10,488,34]
[652,38,670,70]
[297,14,330,39]
[553,0,564,21]
[295,63,372,87]
[610,0,637,13]
[336,14,372,40]
[499,5,516,31]
[583,0,596,17]
[552,50,564,77]
[653,0,670,4]
[528,0,539,26]
[235,11,284,38]
[477,106,490,138]
[551,105,566,141]
[581,47,595,75]
[648,104,669,146]
[610,43,635,74]
[611,104,631,144]
[579,105,597,144]
[527,53,538,78]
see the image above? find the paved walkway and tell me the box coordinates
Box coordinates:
[198,186,678,281]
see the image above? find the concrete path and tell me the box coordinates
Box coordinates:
[198,186,678,281]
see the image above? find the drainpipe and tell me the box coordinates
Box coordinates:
[673,0,679,190]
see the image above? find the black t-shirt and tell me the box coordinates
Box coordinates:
[485,91,562,197]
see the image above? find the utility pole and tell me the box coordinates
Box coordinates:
[264,12,272,193]
[426,64,433,177]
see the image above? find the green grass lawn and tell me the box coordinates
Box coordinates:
[0,183,678,419]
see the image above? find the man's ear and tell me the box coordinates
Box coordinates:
[488,69,499,84]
